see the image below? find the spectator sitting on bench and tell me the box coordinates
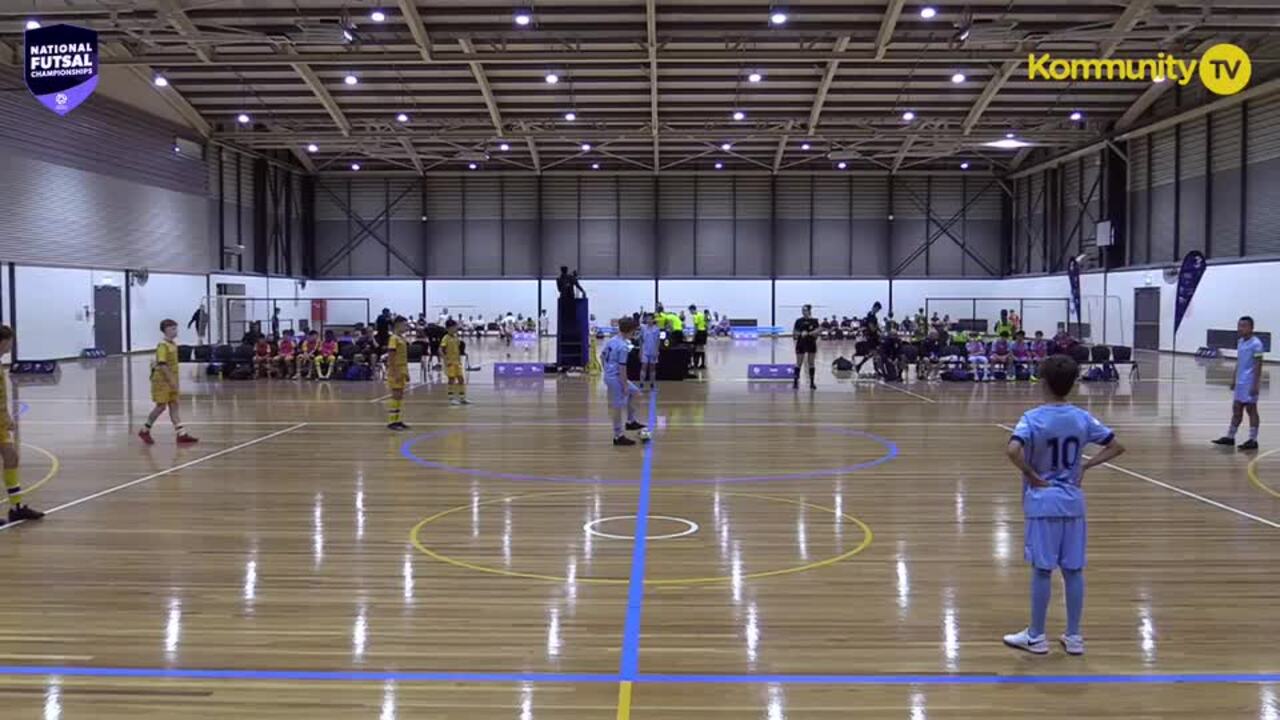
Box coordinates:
[277,333,297,379]
[253,336,274,378]
[990,331,1015,376]
[918,329,944,380]
[966,331,991,382]
[298,331,321,379]
[1052,328,1079,356]
[1031,331,1050,363]
[1011,331,1032,376]
[315,330,339,381]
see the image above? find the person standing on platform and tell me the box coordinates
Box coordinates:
[1213,315,1265,451]
[793,304,820,390]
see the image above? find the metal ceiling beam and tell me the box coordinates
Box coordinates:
[772,119,795,174]
[891,136,916,173]
[647,0,660,174]
[1099,0,1154,59]
[100,43,212,137]
[398,137,425,175]
[397,0,433,62]
[458,38,504,135]
[961,60,1020,136]
[290,60,352,137]
[874,0,909,60]
[155,0,212,63]
[807,36,850,137]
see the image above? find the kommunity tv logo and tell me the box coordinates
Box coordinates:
[1027,43,1251,96]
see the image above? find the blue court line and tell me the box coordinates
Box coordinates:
[0,666,1277,686]
[618,390,659,681]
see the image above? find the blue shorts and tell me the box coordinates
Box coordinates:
[1024,517,1087,570]
[605,377,639,408]
[1234,387,1259,405]
[641,353,659,364]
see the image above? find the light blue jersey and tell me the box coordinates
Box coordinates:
[1011,404,1115,518]
[601,335,631,381]
[1235,336,1265,404]
[640,325,661,360]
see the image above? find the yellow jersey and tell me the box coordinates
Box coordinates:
[0,365,8,417]
[692,313,708,331]
[442,334,462,366]
[153,340,179,387]
[387,334,410,376]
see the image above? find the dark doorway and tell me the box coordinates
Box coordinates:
[1134,287,1160,351]
[93,284,124,355]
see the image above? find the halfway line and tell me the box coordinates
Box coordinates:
[994,423,1280,529]
[1,423,309,531]
[616,390,659,719]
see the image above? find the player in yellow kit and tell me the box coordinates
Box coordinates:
[0,326,43,524]
[442,319,470,406]
[385,316,412,431]
[139,319,198,446]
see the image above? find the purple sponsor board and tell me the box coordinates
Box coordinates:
[494,362,547,377]
[748,363,798,380]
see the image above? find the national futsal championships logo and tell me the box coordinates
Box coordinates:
[1027,43,1251,96]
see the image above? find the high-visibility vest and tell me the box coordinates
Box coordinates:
[692,313,707,331]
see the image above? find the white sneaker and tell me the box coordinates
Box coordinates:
[1003,628,1049,655]
[1060,634,1085,656]
[449,398,460,406]
[458,397,471,405]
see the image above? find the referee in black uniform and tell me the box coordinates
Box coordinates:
[793,304,820,389]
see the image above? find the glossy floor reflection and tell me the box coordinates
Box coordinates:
[0,340,1276,718]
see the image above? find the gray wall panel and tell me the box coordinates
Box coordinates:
[579,219,619,276]
[465,219,503,276]
[735,220,771,276]
[620,219,657,276]
[503,220,538,275]
[1149,184,1176,263]
[427,220,463,276]
[812,219,850,275]
[775,220,811,276]
[852,220,888,275]
[542,219,579,275]
[1246,158,1280,256]
[695,220,734,276]
[1178,175,1206,255]
[658,219,694,276]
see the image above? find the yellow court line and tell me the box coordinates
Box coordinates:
[19,443,59,496]
[1247,448,1280,499]
[409,488,874,587]
[615,680,633,720]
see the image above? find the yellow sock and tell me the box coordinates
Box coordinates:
[4,467,22,506]
[387,398,402,424]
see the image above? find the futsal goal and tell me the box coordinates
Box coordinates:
[203,296,371,344]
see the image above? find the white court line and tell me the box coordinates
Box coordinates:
[0,423,309,532]
[994,423,1280,530]
[871,381,937,404]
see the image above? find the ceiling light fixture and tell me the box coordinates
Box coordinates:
[581,143,592,152]
[370,9,386,22]
[544,72,559,84]
[951,72,966,84]
[960,161,970,170]
[592,163,601,170]
[748,71,763,83]
[1005,132,1015,139]
[837,161,848,169]
[25,19,40,30]
[237,113,251,124]
[351,163,361,171]
[153,75,169,87]
[396,113,409,123]
[769,8,789,25]
[499,142,511,151]
[469,162,478,170]
[715,162,724,169]
[513,9,533,26]
[564,111,577,121]
[173,145,181,154]
[344,74,359,85]
[920,7,937,19]
[732,110,746,121]
[984,138,1032,149]
[1069,110,1083,121]
[721,142,732,151]
[800,142,811,150]
[307,143,319,153]
[902,110,916,121]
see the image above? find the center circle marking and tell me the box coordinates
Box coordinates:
[400,425,898,486]
[584,514,699,541]
[410,488,873,586]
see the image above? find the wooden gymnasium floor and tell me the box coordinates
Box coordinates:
[0,336,1277,719]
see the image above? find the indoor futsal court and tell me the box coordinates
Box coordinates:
[1,1,1280,719]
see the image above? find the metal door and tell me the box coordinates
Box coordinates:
[93,285,123,355]
[1134,287,1160,351]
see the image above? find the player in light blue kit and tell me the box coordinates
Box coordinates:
[639,312,662,391]
[1212,315,1264,451]
[1002,354,1126,656]
[602,316,647,446]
